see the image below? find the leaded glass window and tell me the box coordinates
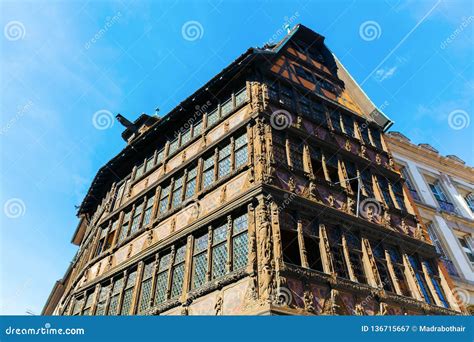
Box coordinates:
[154,253,171,305]
[118,211,131,242]
[289,139,304,170]
[138,261,154,314]
[329,110,342,132]
[145,156,154,172]
[192,233,208,289]
[207,109,219,127]
[82,292,94,316]
[171,175,184,208]
[107,277,123,315]
[371,129,383,150]
[358,123,371,145]
[170,246,186,298]
[72,297,83,316]
[181,128,191,146]
[232,214,248,270]
[113,182,125,210]
[345,231,367,284]
[130,201,144,235]
[371,242,394,292]
[202,155,215,189]
[377,176,394,207]
[142,195,155,227]
[273,132,288,166]
[235,88,247,107]
[156,149,164,165]
[218,145,231,178]
[135,163,145,180]
[342,114,355,137]
[391,181,406,211]
[95,284,110,316]
[310,101,327,126]
[193,120,203,136]
[361,170,374,198]
[169,137,179,155]
[184,166,197,200]
[328,226,349,279]
[302,219,323,271]
[212,224,228,279]
[298,95,311,117]
[120,270,136,315]
[234,133,248,168]
[221,99,233,117]
[158,184,171,214]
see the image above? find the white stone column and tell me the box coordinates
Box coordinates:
[433,216,474,282]
[440,174,474,220]
[402,159,438,207]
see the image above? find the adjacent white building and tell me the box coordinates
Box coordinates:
[386,132,474,312]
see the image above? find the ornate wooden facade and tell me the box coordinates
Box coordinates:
[43,24,465,316]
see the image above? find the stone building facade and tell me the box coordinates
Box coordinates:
[386,132,474,313]
[43,25,465,315]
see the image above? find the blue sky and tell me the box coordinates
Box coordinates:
[0,0,472,315]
